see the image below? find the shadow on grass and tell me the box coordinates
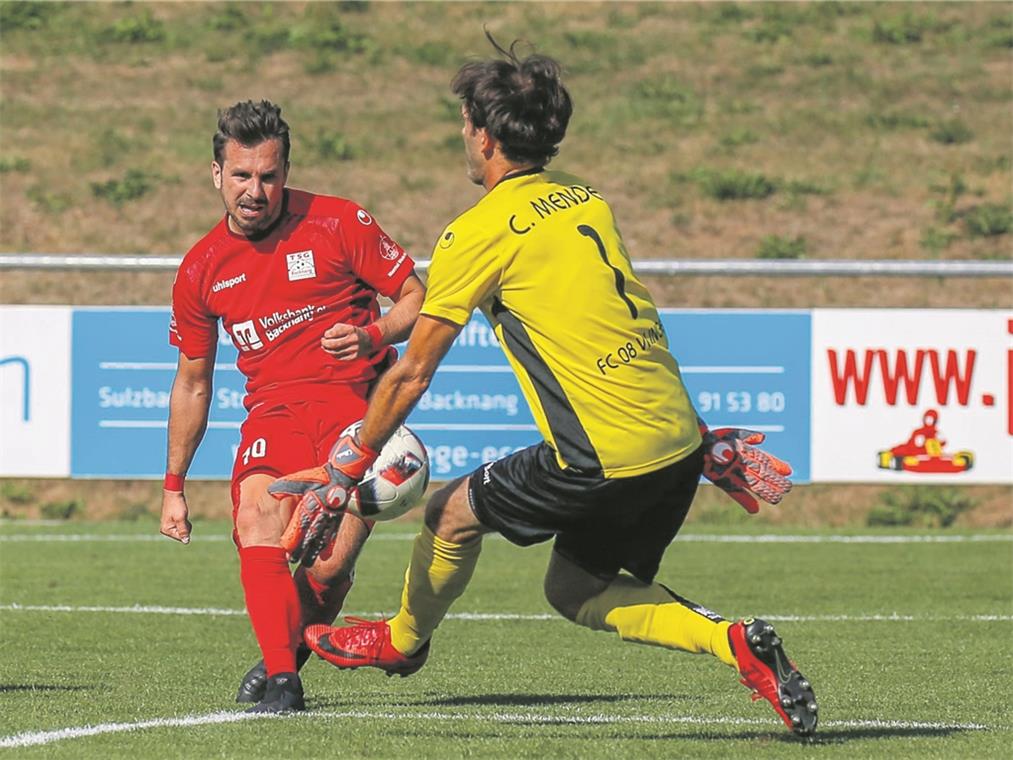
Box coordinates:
[809,725,980,744]
[311,692,701,711]
[394,725,979,744]
[0,684,91,693]
[417,693,702,708]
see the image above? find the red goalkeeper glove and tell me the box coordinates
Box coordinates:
[268,433,378,567]
[700,423,793,514]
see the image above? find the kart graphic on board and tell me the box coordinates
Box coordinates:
[877,409,974,474]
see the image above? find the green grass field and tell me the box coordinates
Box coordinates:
[1,518,1011,758]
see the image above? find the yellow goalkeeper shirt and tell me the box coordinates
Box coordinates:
[422,168,701,478]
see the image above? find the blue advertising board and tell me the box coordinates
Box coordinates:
[69,308,810,482]
[71,308,245,478]
[663,310,811,483]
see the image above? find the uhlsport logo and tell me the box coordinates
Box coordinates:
[286,250,316,281]
[212,273,247,292]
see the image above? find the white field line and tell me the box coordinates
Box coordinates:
[1,603,1010,623]
[0,708,996,749]
[1,532,1010,544]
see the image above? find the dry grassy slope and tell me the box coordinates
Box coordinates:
[0,1,1010,525]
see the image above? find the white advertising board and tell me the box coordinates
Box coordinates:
[811,309,1012,484]
[0,306,72,476]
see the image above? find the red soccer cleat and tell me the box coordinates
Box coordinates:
[305,618,430,678]
[728,617,818,737]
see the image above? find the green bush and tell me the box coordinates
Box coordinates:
[929,119,973,145]
[866,111,930,131]
[91,169,157,206]
[627,77,703,124]
[0,481,34,505]
[94,127,132,168]
[208,5,248,32]
[872,14,926,44]
[783,179,830,196]
[718,128,759,149]
[867,487,975,528]
[313,131,356,162]
[929,173,967,224]
[104,11,166,44]
[964,203,1012,237]
[919,226,958,255]
[408,41,457,67]
[26,186,72,214]
[0,1,60,31]
[757,234,806,259]
[803,51,834,67]
[290,18,370,53]
[40,499,83,521]
[0,157,31,173]
[693,168,777,201]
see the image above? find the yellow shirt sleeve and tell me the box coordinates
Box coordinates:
[421,222,502,326]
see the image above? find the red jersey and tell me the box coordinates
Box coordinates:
[170,188,414,408]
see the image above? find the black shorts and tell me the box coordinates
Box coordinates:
[467,442,704,583]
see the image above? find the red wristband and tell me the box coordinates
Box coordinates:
[164,472,185,492]
[364,323,383,350]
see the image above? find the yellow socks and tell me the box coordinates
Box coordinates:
[575,574,736,667]
[388,525,482,655]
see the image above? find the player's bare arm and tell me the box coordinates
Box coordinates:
[321,273,426,360]
[160,350,215,544]
[358,314,461,451]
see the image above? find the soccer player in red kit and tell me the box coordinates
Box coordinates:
[159,100,424,713]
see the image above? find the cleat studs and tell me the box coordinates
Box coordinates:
[807,702,818,713]
[763,624,774,634]
[771,636,782,646]
[800,680,810,690]
[781,697,793,708]
[791,715,802,725]
[750,634,762,644]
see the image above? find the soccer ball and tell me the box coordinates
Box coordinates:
[340,421,430,521]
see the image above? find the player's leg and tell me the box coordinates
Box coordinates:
[233,472,305,713]
[304,476,488,673]
[235,515,368,703]
[237,396,373,703]
[297,392,374,628]
[544,550,735,663]
[230,405,316,712]
[298,515,370,626]
[544,445,735,662]
[545,447,817,736]
[305,441,589,673]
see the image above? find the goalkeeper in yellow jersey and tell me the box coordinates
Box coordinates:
[270,33,816,736]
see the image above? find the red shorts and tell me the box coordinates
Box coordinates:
[228,385,369,520]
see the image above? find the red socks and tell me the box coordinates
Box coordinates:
[239,546,301,676]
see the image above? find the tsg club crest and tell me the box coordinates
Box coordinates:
[286,250,316,281]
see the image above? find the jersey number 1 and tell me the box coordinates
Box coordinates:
[577,225,638,319]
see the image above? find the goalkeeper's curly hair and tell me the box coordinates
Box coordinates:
[452,32,572,167]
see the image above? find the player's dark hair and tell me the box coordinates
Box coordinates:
[213,100,291,166]
[452,32,572,166]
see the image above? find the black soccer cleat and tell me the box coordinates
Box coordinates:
[244,672,305,714]
[728,617,818,737]
[236,646,313,704]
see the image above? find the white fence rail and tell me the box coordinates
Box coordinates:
[1,254,1010,277]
